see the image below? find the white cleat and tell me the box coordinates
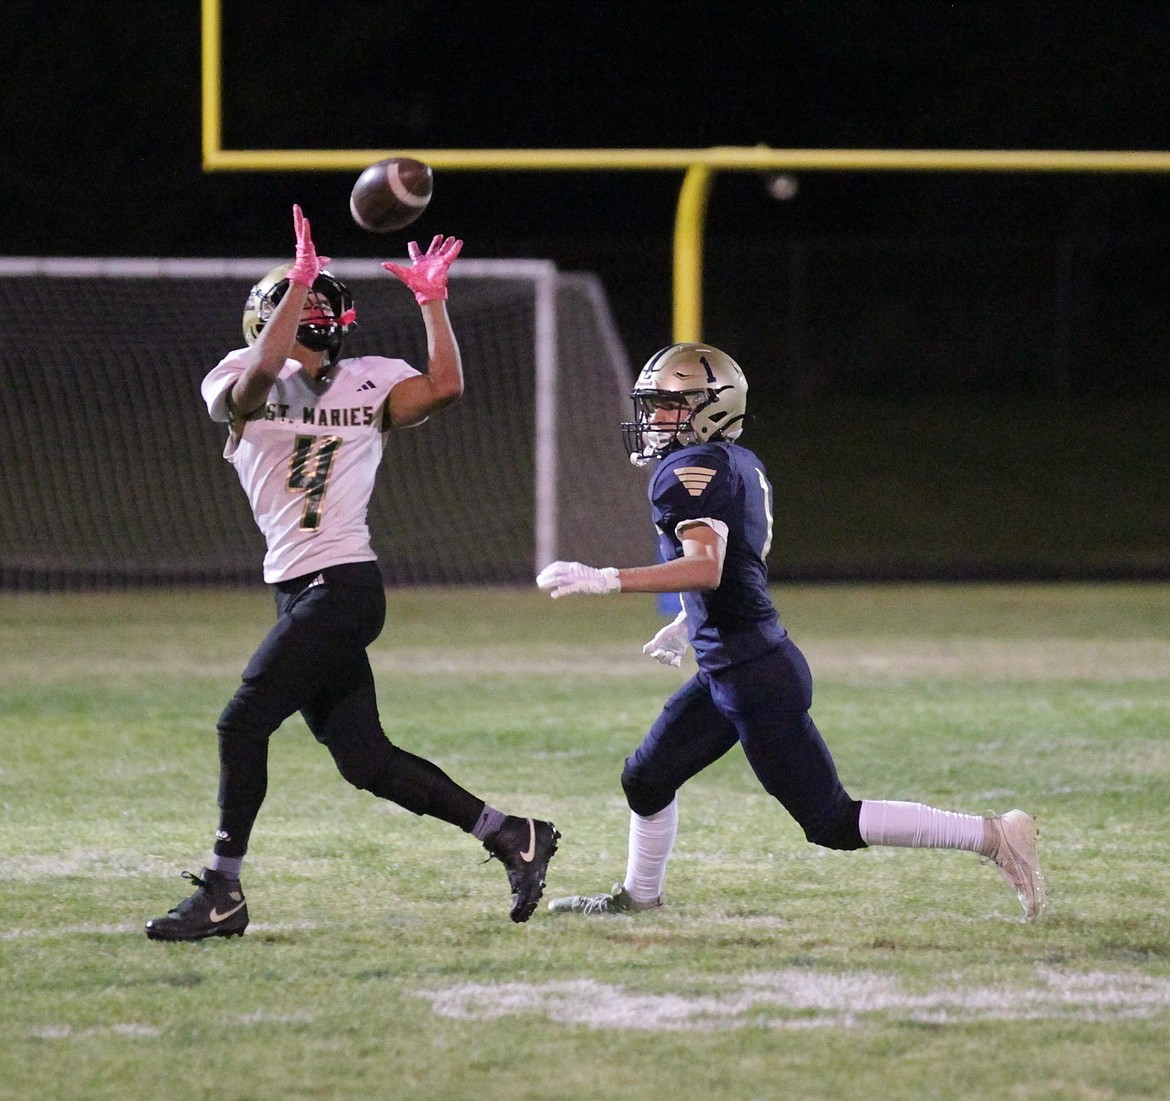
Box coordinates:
[985,809,1045,921]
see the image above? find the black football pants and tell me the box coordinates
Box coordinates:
[212,561,482,859]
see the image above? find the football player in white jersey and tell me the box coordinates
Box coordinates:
[146,206,558,941]
[536,342,1043,922]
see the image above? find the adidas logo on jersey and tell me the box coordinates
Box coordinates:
[673,466,717,497]
[357,379,377,392]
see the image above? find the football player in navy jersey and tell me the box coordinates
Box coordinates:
[145,206,557,941]
[537,342,1043,921]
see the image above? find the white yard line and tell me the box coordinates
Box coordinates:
[414,967,1170,1031]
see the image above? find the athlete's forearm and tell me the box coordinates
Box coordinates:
[387,302,464,427]
[622,524,725,593]
[420,301,464,409]
[616,555,721,594]
[231,283,308,415]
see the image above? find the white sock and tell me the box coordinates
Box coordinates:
[858,799,987,853]
[623,797,678,902]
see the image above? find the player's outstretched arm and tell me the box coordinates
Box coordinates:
[383,235,465,427]
[537,523,725,599]
[231,205,331,417]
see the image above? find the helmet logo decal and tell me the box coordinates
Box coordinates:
[673,466,717,497]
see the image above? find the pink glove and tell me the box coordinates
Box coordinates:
[286,204,332,288]
[536,560,621,599]
[382,234,463,305]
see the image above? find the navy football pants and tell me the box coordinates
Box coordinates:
[621,636,864,850]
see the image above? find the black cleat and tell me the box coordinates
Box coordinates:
[484,816,560,923]
[145,869,249,942]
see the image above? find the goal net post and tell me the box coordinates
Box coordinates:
[0,257,653,588]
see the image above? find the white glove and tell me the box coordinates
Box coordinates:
[536,560,621,598]
[642,610,689,667]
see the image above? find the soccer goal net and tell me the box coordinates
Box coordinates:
[0,258,653,589]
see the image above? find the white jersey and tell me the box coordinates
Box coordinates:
[202,349,421,583]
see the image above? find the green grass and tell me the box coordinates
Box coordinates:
[2,584,1169,1101]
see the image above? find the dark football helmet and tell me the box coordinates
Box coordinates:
[242,264,356,367]
[622,342,748,466]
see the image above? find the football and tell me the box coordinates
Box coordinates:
[349,157,433,233]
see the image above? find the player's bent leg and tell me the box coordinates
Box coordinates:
[212,626,322,859]
[619,761,678,819]
[213,726,272,859]
[736,706,866,851]
[562,685,734,918]
[804,798,866,850]
[365,745,487,827]
[857,800,1045,920]
[549,799,677,916]
[624,798,678,901]
[620,678,738,819]
[320,709,561,923]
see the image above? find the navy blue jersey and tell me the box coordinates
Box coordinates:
[649,441,787,670]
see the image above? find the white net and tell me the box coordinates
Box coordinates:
[0,258,653,589]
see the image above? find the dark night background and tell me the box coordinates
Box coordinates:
[3,1,1168,579]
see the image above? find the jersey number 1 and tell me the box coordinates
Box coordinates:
[754,467,774,559]
[289,435,341,531]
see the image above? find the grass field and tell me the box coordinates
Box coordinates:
[2,583,1169,1101]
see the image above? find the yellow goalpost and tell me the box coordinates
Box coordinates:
[200,0,1170,345]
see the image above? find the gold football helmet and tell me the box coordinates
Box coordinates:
[621,342,748,465]
[242,264,356,366]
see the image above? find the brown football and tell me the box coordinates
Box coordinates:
[349,157,433,233]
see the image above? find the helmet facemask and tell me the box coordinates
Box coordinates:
[623,391,704,465]
[242,265,356,368]
[621,343,748,466]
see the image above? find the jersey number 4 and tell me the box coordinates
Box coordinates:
[289,435,342,530]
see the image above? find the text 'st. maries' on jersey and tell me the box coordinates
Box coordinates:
[649,441,787,671]
[202,350,420,583]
